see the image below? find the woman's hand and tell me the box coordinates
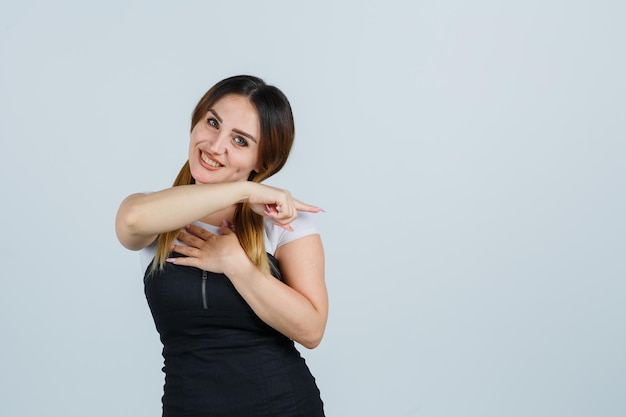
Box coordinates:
[247,183,324,232]
[166,223,249,274]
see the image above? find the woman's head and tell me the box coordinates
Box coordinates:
[189,75,295,184]
[153,76,295,274]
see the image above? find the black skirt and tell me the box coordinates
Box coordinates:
[144,255,325,417]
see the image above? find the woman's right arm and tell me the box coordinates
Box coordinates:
[115,183,249,250]
[115,182,322,251]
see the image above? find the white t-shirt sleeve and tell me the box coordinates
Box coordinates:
[140,240,158,274]
[264,211,319,255]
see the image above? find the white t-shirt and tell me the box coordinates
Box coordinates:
[139,212,318,273]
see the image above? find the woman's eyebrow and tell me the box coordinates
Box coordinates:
[208,109,222,123]
[233,129,258,144]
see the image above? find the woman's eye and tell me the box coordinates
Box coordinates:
[207,118,218,128]
[234,136,248,146]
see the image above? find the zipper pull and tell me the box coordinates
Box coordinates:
[201,270,208,309]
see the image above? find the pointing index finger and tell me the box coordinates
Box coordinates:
[294,200,325,213]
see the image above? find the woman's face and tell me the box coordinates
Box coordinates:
[189,94,261,184]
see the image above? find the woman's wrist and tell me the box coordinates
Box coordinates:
[223,248,257,278]
[234,181,257,204]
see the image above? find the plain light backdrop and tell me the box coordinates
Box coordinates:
[1,1,624,416]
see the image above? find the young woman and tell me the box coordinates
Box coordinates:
[115,75,327,416]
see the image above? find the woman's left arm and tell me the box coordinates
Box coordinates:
[170,224,328,349]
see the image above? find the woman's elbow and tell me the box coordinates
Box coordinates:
[297,323,326,350]
[301,337,322,350]
[115,204,151,250]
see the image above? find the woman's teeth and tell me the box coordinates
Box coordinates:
[201,153,222,167]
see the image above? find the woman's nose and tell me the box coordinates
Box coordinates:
[208,132,228,154]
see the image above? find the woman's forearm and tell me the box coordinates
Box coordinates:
[223,236,328,349]
[227,261,328,349]
[115,182,250,250]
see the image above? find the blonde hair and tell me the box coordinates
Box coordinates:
[151,75,295,276]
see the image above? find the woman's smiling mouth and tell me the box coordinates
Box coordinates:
[201,152,223,168]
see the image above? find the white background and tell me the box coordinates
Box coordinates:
[1,1,624,416]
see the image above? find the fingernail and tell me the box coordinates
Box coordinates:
[222,220,229,227]
[165,258,176,263]
[317,207,326,212]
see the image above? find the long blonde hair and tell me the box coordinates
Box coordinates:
[151,75,295,275]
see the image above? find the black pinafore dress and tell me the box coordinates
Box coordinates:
[144,254,325,417]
